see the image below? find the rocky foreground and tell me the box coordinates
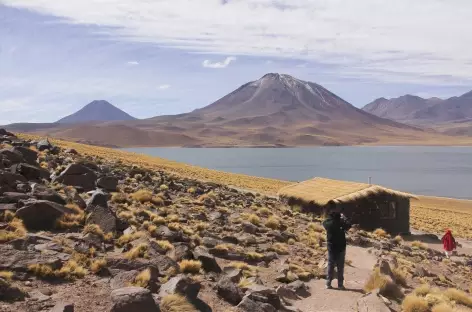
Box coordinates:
[1,128,472,312]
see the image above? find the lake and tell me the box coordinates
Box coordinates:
[122,146,472,199]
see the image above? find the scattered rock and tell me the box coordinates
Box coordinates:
[54,163,97,191]
[242,222,258,234]
[15,200,71,230]
[110,271,139,290]
[193,246,222,273]
[86,203,117,234]
[96,176,118,192]
[223,267,243,283]
[217,276,244,305]
[110,287,159,312]
[37,138,54,152]
[159,275,201,300]
[357,291,391,312]
[12,147,38,165]
[31,184,66,205]
[49,302,74,312]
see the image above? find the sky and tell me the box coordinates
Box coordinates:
[1,0,472,125]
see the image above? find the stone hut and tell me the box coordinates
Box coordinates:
[278,177,415,234]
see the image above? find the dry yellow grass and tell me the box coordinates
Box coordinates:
[0,271,14,281]
[90,259,107,274]
[16,134,472,238]
[373,228,389,238]
[444,288,472,308]
[133,269,151,288]
[179,260,202,274]
[160,294,197,312]
[245,251,264,261]
[364,268,403,299]
[269,243,289,255]
[265,216,280,229]
[125,243,149,260]
[154,240,174,252]
[402,295,429,312]
[131,189,153,203]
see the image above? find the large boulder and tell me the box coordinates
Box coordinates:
[193,246,222,273]
[110,287,159,312]
[237,295,276,312]
[0,172,27,191]
[54,164,97,192]
[86,190,109,210]
[159,275,201,300]
[12,147,38,166]
[15,200,71,230]
[0,149,24,165]
[110,271,139,290]
[217,276,244,305]
[0,244,68,272]
[0,129,14,137]
[86,205,117,234]
[11,163,49,181]
[96,176,118,192]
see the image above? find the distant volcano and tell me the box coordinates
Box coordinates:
[57,100,136,124]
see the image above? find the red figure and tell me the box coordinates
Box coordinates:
[441,229,456,258]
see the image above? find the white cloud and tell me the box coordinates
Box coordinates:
[202,57,236,69]
[3,0,472,82]
[158,84,171,90]
[127,61,139,65]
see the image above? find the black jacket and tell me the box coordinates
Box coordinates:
[323,213,351,252]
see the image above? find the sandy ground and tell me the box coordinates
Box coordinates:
[294,246,376,312]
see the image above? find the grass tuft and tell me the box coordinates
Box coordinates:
[125,243,149,260]
[444,288,472,307]
[160,294,197,312]
[179,260,202,274]
[131,189,153,203]
[402,295,429,312]
[265,216,280,230]
[133,269,151,288]
[364,268,403,299]
[90,259,107,274]
[374,228,389,238]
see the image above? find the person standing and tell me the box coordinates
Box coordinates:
[441,229,457,258]
[323,208,351,290]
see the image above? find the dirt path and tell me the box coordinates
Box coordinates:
[293,246,376,312]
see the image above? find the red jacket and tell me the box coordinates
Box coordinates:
[442,230,456,252]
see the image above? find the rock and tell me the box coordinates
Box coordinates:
[202,236,221,248]
[222,236,239,245]
[110,287,159,312]
[64,149,78,155]
[12,147,38,165]
[110,271,139,290]
[287,281,310,298]
[193,246,222,273]
[0,277,25,301]
[223,267,243,283]
[378,259,394,278]
[96,176,118,192]
[0,203,18,211]
[245,284,282,309]
[86,190,109,209]
[31,184,66,205]
[54,164,97,192]
[49,302,74,312]
[357,291,391,312]
[276,285,299,301]
[0,171,27,190]
[11,163,49,181]
[0,192,31,203]
[159,275,201,300]
[237,295,276,312]
[155,226,188,243]
[242,222,258,234]
[0,149,24,164]
[165,243,192,261]
[29,289,51,302]
[86,204,117,234]
[0,129,14,137]
[37,138,54,152]
[217,276,244,305]
[15,200,71,230]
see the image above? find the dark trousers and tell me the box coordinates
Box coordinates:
[326,248,346,287]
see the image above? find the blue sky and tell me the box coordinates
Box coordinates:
[1,0,472,124]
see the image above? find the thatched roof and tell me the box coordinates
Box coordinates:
[278,177,416,206]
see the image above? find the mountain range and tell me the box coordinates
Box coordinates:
[362,91,472,125]
[4,73,472,147]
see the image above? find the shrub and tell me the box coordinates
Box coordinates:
[168,223,181,231]
[0,210,15,222]
[257,208,271,217]
[187,187,196,194]
[83,224,104,238]
[392,268,408,287]
[160,185,169,191]
[265,216,280,230]
[414,284,432,297]
[133,269,151,288]
[160,294,197,312]
[228,262,251,271]
[444,288,472,307]
[402,295,429,312]
[131,190,153,203]
[238,277,253,288]
[151,196,165,206]
[125,243,149,260]
[151,215,166,225]
[56,260,87,280]
[308,223,324,233]
[245,252,264,261]
[431,303,454,312]
[28,264,56,279]
[247,214,261,226]
[374,228,389,238]
[364,268,403,299]
[111,192,130,204]
[394,235,404,244]
[116,231,146,247]
[269,243,289,255]
[412,241,427,249]
[90,259,107,274]
[179,260,202,274]
[0,218,27,243]
[154,240,174,252]
[0,271,14,281]
[167,214,180,223]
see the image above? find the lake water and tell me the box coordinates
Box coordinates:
[122,146,472,199]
